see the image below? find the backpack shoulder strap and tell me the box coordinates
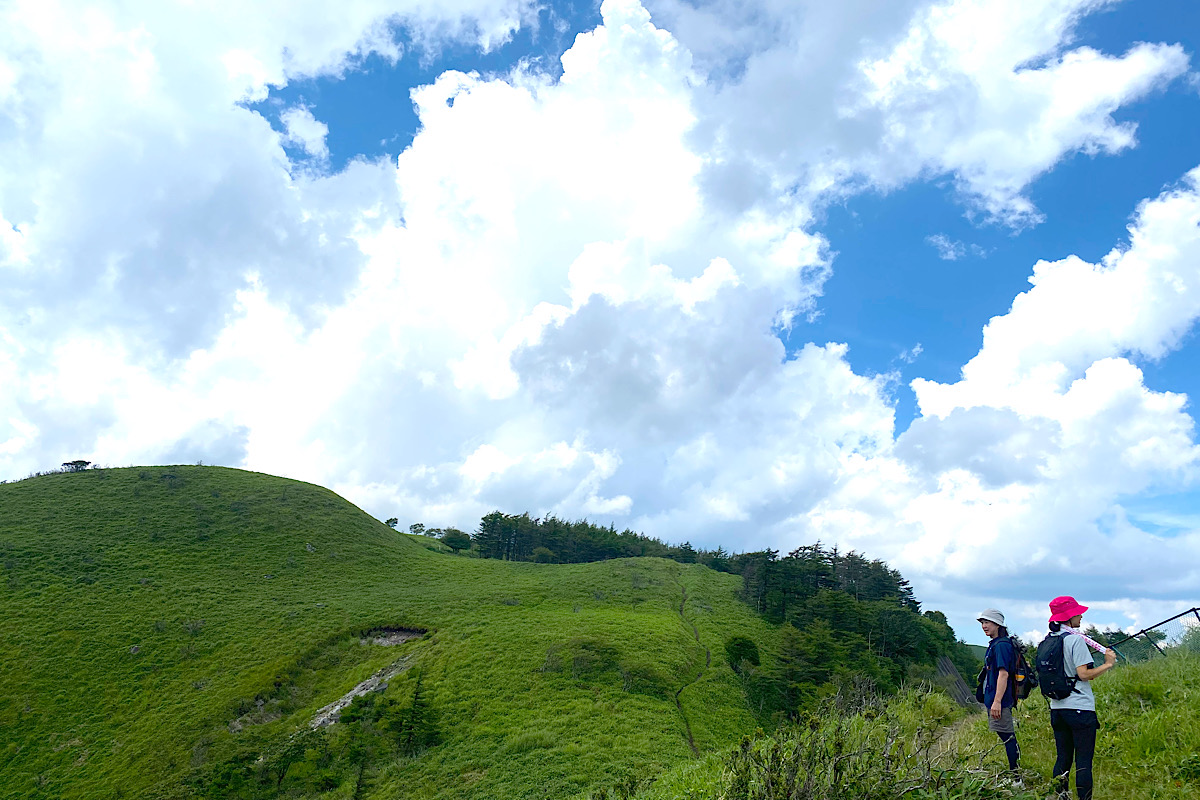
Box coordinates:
[1050,632,1082,693]
[1006,635,1020,700]
[1061,633,1082,692]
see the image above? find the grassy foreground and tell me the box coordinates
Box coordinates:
[0,466,776,799]
[622,650,1200,800]
[956,650,1200,799]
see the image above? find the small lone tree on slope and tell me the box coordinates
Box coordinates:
[441,529,471,552]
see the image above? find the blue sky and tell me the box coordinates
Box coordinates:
[798,1,1200,428]
[256,1,604,172]
[255,0,1200,433]
[3,0,1200,643]
[258,0,1200,557]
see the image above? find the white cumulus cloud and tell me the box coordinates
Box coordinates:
[1,0,1198,643]
[281,106,331,160]
[651,0,1188,226]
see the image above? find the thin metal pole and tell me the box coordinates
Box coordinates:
[1111,608,1200,651]
[1147,632,1167,657]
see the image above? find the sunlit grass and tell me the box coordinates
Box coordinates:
[953,650,1200,799]
[0,466,776,799]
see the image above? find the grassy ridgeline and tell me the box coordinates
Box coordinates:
[622,651,1200,800]
[0,466,776,799]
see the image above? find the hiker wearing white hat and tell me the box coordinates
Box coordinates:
[978,608,1020,777]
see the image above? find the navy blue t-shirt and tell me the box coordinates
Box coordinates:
[983,636,1017,708]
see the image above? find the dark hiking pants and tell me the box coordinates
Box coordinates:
[995,731,1019,771]
[1051,709,1098,800]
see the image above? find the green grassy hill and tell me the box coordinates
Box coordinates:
[0,467,776,799]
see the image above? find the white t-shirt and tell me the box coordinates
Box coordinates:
[1047,631,1096,712]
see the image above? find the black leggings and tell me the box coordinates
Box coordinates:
[1051,709,1098,800]
[995,731,1019,771]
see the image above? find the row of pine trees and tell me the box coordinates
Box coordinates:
[470,512,917,612]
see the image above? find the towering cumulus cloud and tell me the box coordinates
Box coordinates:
[899,173,1200,617]
[1,0,1196,635]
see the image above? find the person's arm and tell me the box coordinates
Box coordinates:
[1077,647,1117,681]
[990,669,1009,719]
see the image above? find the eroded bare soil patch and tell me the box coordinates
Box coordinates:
[309,655,414,728]
[360,627,423,647]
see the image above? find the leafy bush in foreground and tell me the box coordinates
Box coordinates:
[717,687,1029,800]
[604,683,1030,800]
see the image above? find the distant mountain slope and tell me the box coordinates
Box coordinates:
[0,466,774,799]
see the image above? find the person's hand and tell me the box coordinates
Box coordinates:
[990,701,1002,720]
[1104,648,1117,665]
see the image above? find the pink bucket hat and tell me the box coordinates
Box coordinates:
[1049,595,1088,623]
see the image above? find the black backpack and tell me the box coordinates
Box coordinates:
[1013,639,1038,699]
[1035,633,1079,700]
[974,635,1037,703]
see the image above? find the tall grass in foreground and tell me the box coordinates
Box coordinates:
[606,685,1023,800]
[620,650,1200,800]
[715,689,1022,800]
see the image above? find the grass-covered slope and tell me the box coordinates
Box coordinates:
[625,650,1200,800]
[0,467,775,799]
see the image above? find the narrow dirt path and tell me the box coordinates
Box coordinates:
[673,582,713,756]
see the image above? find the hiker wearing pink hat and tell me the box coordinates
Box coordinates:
[1049,596,1089,623]
[1039,596,1116,800]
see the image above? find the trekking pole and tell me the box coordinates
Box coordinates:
[1060,625,1109,655]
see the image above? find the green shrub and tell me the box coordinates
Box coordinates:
[571,638,620,680]
[543,637,621,682]
[441,529,472,552]
[724,636,760,673]
[504,729,557,753]
[720,688,1008,800]
[620,660,671,697]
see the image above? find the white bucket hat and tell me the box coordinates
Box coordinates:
[977,608,1005,626]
